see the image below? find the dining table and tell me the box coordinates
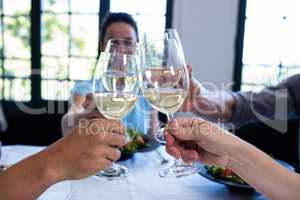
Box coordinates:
[0,145,267,200]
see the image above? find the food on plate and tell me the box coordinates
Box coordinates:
[206,165,247,185]
[121,128,151,154]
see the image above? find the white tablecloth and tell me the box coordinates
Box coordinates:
[1,145,266,200]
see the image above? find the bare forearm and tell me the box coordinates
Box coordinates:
[228,142,300,200]
[0,150,59,200]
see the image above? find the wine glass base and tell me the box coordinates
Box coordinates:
[155,128,166,144]
[159,162,201,178]
[95,164,128,180]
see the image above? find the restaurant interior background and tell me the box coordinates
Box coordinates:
[0,0,299,170]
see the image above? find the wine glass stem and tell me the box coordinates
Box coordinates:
[166,113,183,167]
[166,113,174,122]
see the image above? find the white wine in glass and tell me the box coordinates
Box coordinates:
[142,29,201,178]
[92,38,140,180]
[143,88,186,114]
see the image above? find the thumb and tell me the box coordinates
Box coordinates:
[190,78,201,96]
[186,64,201,97]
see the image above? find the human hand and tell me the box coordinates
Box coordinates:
[180,64,201,112]
[76,93,104,124]
[164,118,241,168]
[180,65,234,122]
[62,93,104,135]
[46,118,126,181]
[180,64,215,114]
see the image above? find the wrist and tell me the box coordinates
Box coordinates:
[225,135,253,170]
[225,139,299,199]
[37,147,66,184]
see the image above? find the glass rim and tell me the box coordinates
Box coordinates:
[99,50,139,58]
[142,37,178,49]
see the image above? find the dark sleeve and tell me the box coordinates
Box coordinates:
[0,103,7,132]
[229,74,300,128]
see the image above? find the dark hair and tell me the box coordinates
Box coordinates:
[99,12,139,45]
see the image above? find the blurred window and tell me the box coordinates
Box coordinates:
[240,0,300,92]
[0,0,171,101]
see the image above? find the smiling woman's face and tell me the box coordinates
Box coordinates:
[101,22,137,51]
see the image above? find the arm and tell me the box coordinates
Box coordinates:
[228,141,300,200]
[165,118,300,200]
[229,73,300,128]
[0,118,125,200]
[183,69,300,128]
[0,150,61,200]
[0,103,7,132]
[180,65,236,123]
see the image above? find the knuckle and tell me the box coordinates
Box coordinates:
[165,147,175,156]
[181,156,191,163]
[102,159,113,169]
[108,134,125,146]
[98,131,109,141]
[97,144,109,156]
[118,135,126,146]
[165,148,172,155]
[112,149,121,160]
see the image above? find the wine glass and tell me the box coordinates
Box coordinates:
[141,29,186,143]
[142,29,201,177]
[92,38,140,179]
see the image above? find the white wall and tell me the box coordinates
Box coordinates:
[173,0,239,87]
